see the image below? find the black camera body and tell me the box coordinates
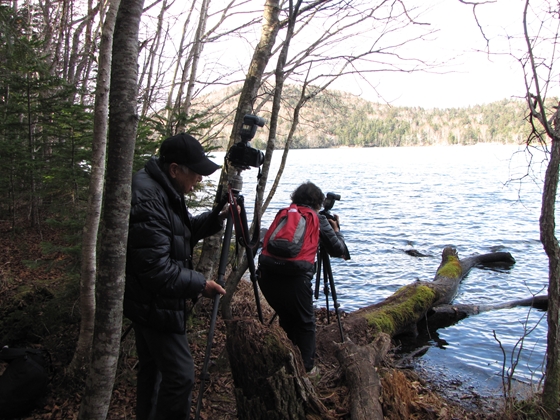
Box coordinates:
[227,142,264,169]
[227,114,265,169]
[323,192,341,215]
[320,192,350,260]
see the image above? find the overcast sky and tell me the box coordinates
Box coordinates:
[333,0,531,109]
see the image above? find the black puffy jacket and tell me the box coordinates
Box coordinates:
[318,213,348,260]
[123,157,223,334]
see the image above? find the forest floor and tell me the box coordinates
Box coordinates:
[0,221,537,420]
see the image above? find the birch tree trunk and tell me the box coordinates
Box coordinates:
[78,0,143,417]
[219,0,299,320]
[68,0,121,378]
[165,3,196,134]
[256,0,300,215]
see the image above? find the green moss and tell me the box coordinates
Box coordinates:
[363,285,436,335]
[436,256,462,278]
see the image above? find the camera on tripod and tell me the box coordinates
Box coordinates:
[322,192,341,219]
[227,114,266,169]
[321,192,350,260]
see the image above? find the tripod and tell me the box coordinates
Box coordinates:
[314,243,345,343]
[195,169,263,420]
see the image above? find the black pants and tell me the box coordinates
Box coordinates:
[258,270,316,372]
[133,323,194,420]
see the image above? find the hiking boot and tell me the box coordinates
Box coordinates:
[307,366,320,378]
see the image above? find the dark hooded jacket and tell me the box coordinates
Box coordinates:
[123,156,223,334]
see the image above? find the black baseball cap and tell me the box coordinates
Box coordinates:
[159,133,221,176]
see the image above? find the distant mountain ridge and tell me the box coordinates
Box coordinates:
[194,85,533,150]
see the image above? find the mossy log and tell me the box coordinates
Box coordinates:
[226,247,519,419]
[332,247,517,344]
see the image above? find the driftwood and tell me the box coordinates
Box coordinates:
[426,295,548,329]
[334,335,390,420]
[226,247,537,419]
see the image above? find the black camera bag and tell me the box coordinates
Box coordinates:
[0,347,49,419]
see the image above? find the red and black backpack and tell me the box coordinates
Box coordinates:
[259,204,320,272]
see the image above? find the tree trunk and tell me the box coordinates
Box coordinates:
[334,337,389,420]
[198,0,280,287]
[68,0,121,378]
[426,294,548,329]
[519,2,560,414]
[176,0,209,133]
[257,0,301,213]
[540,130,560,414]
[164,2,195,134]
[226,318,335,420]
[78,0,143,417]
[226,247,519,419]
[139,0,167,119]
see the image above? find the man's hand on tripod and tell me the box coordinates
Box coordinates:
[218,204,241,223]
[202,280,226,298]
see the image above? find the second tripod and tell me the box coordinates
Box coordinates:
[314,244,344,343]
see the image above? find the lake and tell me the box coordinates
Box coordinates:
[208,144,550,399]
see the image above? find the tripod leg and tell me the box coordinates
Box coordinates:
[237,196,264,323]
[195,214,233,420]
[314,248,322,300]
[323,253,344,343]
[322,251,331,324]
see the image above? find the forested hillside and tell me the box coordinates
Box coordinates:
[195,85,532,150]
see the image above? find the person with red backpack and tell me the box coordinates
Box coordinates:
[258,182,349,373]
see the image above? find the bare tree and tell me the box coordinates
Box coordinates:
[68,0,121,378]
[174,0,210,133]
[78,0,144,417]
[519,1,560,415]
[196,0,281,283]
[139,0,170,118]
[136,0,264,132]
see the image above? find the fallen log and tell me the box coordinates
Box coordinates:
[338,247,516,340]
[226,247,521,419]
[425,294,548,329]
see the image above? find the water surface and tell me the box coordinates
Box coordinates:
[209,144,550,395]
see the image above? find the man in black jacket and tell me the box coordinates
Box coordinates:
[124,133,226,420]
